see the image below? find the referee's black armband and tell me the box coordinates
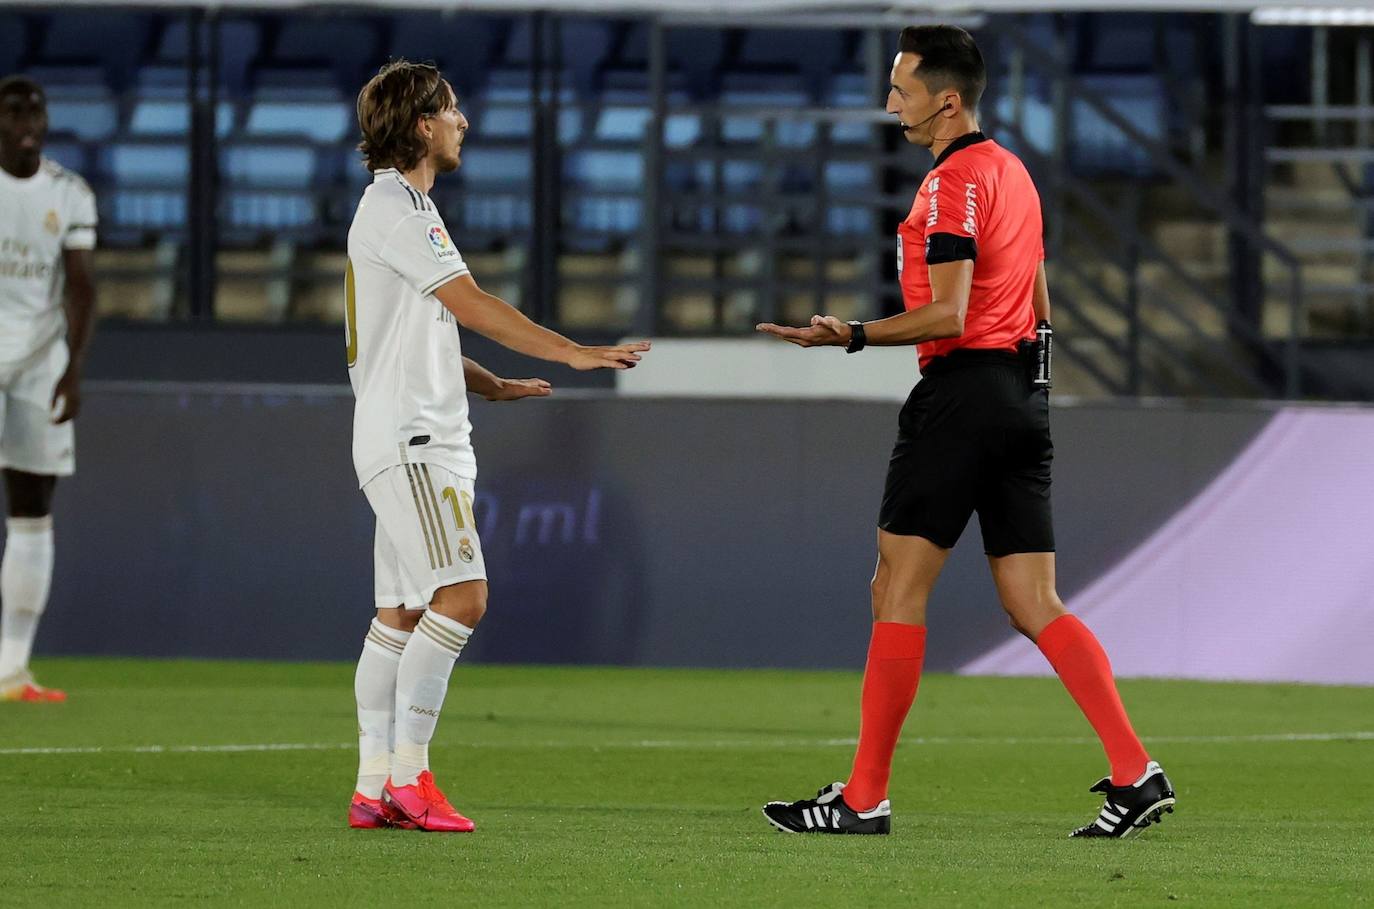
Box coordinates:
[924,232,978,265]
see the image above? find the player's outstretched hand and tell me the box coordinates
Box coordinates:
[484,378,552,402]
[566,340,651,371]
[756,315,850,348]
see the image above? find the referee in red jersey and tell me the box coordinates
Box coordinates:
[757,25,1175,838]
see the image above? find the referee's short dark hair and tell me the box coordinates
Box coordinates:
[899,25,986,112]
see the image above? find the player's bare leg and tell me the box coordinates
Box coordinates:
[988,551,1175,837]
[0,469,65,703]
[379,579,484,832]
[762,531,945,834]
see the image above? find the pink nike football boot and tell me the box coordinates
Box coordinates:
[382,771,475,832]
[348,792,407,829]
[0,672,66,703]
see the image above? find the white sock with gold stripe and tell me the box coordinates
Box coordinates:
[354,618,411,799]
[391,611,473,787]
[0,516,55,682]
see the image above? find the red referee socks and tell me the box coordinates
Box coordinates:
[1037,614,1150,786]
[844,622,927,812]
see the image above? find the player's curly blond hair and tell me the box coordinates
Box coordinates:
[356,60,455,173]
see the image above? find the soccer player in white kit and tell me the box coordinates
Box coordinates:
[0,76,97,703]
[345,60,649,832]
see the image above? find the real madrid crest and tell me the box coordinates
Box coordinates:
[44,210,60,236]
[458,537,475,563]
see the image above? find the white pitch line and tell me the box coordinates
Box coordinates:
[1,730,1370,757]
[0,742,355,756]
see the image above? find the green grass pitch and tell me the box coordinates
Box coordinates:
[1,658,1371,907]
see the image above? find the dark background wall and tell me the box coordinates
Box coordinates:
[14,386,1272,671]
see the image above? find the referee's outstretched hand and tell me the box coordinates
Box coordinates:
[756,315,849,348]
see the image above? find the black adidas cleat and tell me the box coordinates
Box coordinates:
[1071,761,1176,838]
[762,781,891,835]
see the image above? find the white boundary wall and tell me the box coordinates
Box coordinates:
[615,338,919,400]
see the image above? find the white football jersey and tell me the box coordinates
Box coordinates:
[345,168,474,488]
[0,158,97,366]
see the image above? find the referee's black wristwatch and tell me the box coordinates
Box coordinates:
[846,320,867,353]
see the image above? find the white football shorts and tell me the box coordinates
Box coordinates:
[364,462,486,610]
[0,340,75,477]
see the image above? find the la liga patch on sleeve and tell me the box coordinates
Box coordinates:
[428,224,459,262]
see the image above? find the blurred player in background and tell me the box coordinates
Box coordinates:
[345,60,649,832]
[0,75,97,704]
[757,27,1174,839]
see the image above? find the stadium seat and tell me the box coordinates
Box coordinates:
[566,196,641,235]
[223,192,316,231]
[461,194,532,233]
[719,74,814,147]
[24,66,107,95]
[42,140,87,176]
[564,149,642,190]
[155,19,261,96]
[1072,75,1166,176]
[826,72,876,145]
[457,146,531,187]
[453,146,531,233]
[590,100,698,148]
[480,67,576,103]
[993,94,1055,158]
[272,18,378,89]
[594,106,653,143]
[252,67,342,100]
[101,142,189,187]
[823,161,873,194]
[220,143,316,189]
[598,67,691,98]
[37,10,152,86]
[107,191,187,232]
[390,14,500,96]
[720,160,764,192]
[45,97,118,142]
[245,99,352,143]
[826,207,875,236]
[219,142,318,233]
[502,17,615,96]
[129,99,236,138]
[1077,13,1156,72]
[619,25,725,95]
[98,142,190,230]
[133,64,190,98]
[736,29,848,89]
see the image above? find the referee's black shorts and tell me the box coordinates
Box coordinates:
[878,348,1054,556]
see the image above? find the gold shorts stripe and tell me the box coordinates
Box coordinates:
[419,465,453,567]
[418,615,469,653]
[413,466,448,568]
[401,455,438,571]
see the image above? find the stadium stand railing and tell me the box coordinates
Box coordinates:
[3,7,1370,398]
